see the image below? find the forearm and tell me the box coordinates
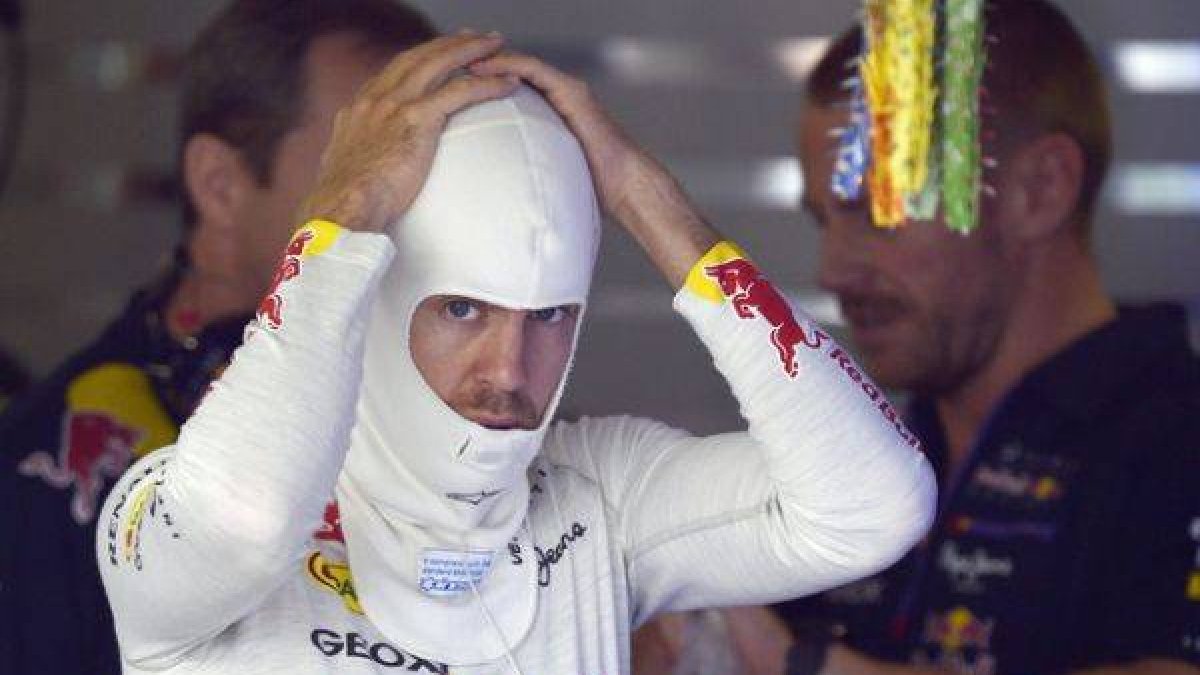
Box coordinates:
[722,606,794,675]
[607,153,721,288]
[717,607,917,675]
[617,171,937,575]
[99,223,393,662]
[165,224,388,549]
[672,251,935,578]
[617,259,934,618]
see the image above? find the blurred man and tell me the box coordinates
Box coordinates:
[660,1,1199,673]
[0,2,433,672]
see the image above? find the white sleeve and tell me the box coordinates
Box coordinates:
[548,258,935,626]
[96,223,393,667]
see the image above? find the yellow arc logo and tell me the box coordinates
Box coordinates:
[306,551,363,615]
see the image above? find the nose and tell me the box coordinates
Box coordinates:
[478,314,528,394]
[816,216,874,295]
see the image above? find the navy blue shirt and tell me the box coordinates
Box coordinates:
[0,271,246,675]
[778,304,1200,673]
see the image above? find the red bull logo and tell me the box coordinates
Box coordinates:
[258,256,303,329]
[1031,476,1062,501]
[688,242,917,447]
[19,411,142,524]
[256,223,342,330]
[315,501,344,543]
[918,606,996,675]
[18,363,176,525]
[704,258,819,378]
[258,227,313,330]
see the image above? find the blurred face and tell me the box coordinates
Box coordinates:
[235,32,391,299]
[409,296,580,430]
[799,104,1015,394]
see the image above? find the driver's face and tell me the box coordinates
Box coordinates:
[409,295,579,430]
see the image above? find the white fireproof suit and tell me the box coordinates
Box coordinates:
[99,90,935,675]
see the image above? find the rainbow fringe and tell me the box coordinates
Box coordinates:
[941,0,986,233]
[838,0,987,234]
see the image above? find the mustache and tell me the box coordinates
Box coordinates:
[836,292,909,323]
[459,387,540,430]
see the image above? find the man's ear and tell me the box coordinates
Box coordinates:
[182,133,255,230]
[997,132,1085,242]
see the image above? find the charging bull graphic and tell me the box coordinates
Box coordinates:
[918,606,997,675]
[257,223,343,330]
[17,364,176,525]
[258,228,315,329]
[258,256,303,329]
[315,501,345,543]
[20,411,142,524]
[704,258,819,378]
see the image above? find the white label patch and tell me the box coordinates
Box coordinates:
[419,549,493,597]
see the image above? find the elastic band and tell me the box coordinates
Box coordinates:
[289,219,344,258]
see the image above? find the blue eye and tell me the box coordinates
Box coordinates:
[444,300,479,320]
[529,307,568,324]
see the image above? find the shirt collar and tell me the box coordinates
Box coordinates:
[909,303,1195,440]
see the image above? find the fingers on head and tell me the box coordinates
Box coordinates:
[472,53,588,105]
[408,33,507,96]
[419,74,519,119]
[364,33,506,103]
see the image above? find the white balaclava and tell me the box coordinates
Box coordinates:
[337,85,600,664]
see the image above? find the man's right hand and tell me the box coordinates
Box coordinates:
[299,31,518,233]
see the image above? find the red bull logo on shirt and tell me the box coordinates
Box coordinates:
[314,501,344,543]
[20,410,140,524]
[686,241,919,447]
[701,256,819,378]
[258,256,303,329]
[917,606,997,675]
[18,363,176,525]
[257,221,343,330]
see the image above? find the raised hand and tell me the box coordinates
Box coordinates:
[300,32,518,233]
[471,51,722,288]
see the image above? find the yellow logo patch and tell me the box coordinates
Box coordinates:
[66,363,177,458]
[1187,571,1200,602]
[122,482,156,564]
[683,240,749,303]
[307,551,363,615]
[292,219,342,258]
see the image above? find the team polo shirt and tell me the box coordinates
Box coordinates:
[0,266,247,675]
[779,304,1200,672]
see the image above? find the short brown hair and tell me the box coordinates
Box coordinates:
[807,0,1112,232]
[179,0,436,227]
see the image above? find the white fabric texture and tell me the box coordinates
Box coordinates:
[98,85,933,675]
[337,85,601,663]
[99,223,935,674]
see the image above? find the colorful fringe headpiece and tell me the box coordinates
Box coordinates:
[833,0,988,234]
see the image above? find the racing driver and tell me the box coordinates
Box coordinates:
[99,33,936,675]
